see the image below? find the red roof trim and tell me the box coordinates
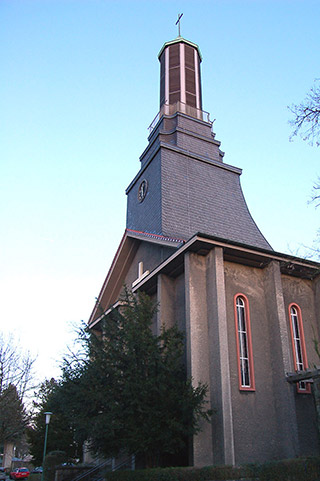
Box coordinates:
[127,228,185,244]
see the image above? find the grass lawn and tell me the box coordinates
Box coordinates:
[28,474,41,481]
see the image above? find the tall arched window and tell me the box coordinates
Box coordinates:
[234,294,255,391]
[289,303,311,393]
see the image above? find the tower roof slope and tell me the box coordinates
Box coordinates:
[158,36,202,61]
[160,143,272,250]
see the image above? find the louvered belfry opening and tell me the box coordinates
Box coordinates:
[158,38,202,114]
[169,43,180,105]
[185,44,196,107]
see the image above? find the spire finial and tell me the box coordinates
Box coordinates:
[175,13,183,37]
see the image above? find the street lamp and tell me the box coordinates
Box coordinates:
[40,412,52,481]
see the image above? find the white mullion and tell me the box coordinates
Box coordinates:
[194,48,200,109]
[180,43,186,105]
[165,47,169,111]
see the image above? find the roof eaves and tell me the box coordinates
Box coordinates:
[158,37,202,61]
[195,232,320,270]
[131,233,320,292]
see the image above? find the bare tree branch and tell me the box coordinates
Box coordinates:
[0,333,36,399]
[289,80,320,146]
[310,176,320,207]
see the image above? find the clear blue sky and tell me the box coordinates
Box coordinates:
[1,0,319,382]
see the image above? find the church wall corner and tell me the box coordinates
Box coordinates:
[184,251,214,467]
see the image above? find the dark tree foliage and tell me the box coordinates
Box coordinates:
[289,80,320,146]
[59,289,211,467]
[0,384,28,443]
[28,379,80,465]
[0,334,34,453]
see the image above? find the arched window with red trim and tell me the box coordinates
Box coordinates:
[234,294,255,391]
[288,303,311,393]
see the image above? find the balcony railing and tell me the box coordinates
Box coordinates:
[148,101,212,134]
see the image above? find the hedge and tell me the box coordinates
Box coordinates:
[103,456,320,481]
[252,456,320,481]
[105,464,250,481]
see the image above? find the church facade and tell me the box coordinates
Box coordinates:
[88,35,320,466]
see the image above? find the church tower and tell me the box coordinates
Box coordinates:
[89,33,320,469]
[126,36,271,250]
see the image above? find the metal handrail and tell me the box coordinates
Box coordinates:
[112,455,135,472]
[69,459,112,481]
[148,102,211,134]
[69,454,135,481]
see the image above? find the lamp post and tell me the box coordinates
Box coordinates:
[40,412,52,481]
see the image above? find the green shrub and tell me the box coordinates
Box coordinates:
[28,474,41,481]
[104,464,246,481]
[103,456,320,481]
[43,450,68,481]
[257,456,320,481]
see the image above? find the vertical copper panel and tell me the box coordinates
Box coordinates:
[170,66,180,92]
[185,45,195,69]
[169,43,180,67]
[185,44,199,109]
[186,67,196,95]
[186,92,197,107]
[169,91,180,104]
[169,44,180,103]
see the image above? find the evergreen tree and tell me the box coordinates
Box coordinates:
[0,384,28,443]
[28,379,79,465]
[60,289,211,467]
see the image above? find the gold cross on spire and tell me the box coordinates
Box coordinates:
[175,13,183,37]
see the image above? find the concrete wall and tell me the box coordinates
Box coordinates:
[224,261,283,463]
[184,252,214,466]
[222,260,319,463]
[282,274,320,455]
[122,241,175,290]
[3,442,14,469]
[282,275,318,367]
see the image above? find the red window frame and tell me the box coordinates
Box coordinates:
[234,294,255,391]
[288,303,311,394]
